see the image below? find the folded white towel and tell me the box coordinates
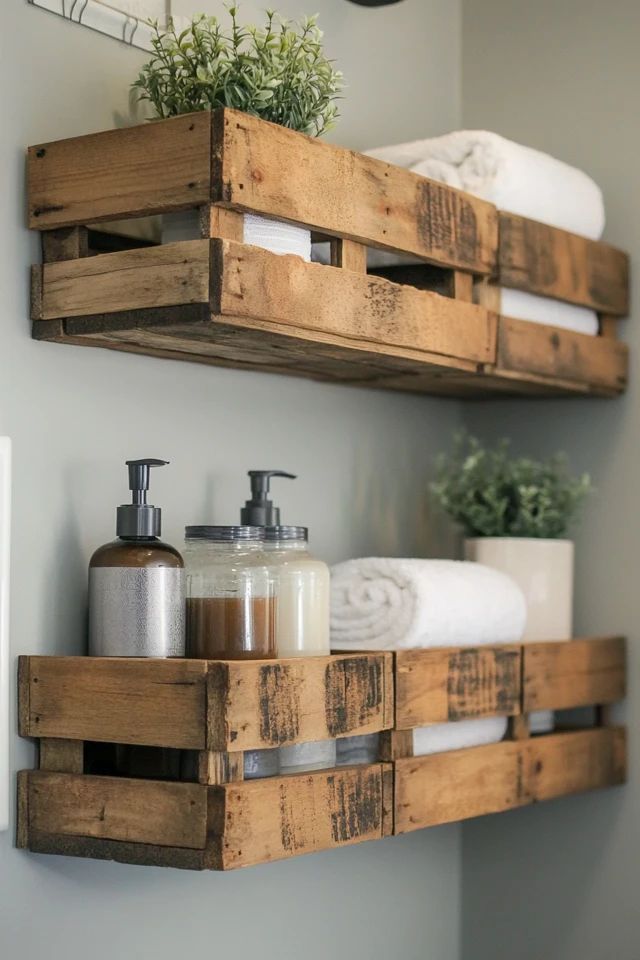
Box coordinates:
[367,130,605,239]
[330,558,526,651]
[412,717,508,756]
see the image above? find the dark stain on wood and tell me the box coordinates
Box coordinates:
[446,648,519,720]
[324,657,383,736]
[259,664,300,745]
[415,181,480,269]
[328,769,381,843]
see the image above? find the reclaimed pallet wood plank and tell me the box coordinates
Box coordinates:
[523,637,626,712]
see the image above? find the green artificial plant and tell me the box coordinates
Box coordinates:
[431,433,592,539]
[133,7,343,136]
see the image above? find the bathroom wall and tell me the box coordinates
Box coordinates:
[0,3,463,959]
[460,2,640,958]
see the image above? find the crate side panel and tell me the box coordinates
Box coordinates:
[523,637,626,711]
[28,113,211,229]
[216,240,497,365]
[499,212,630,315]
[215,109,497,274]
[24,656,208,749]
[395,646,521,728]
[209,654,392,752]
[526,728,627,801]
[498,316,628,392]
[209,763,387,868]
[27,772,208,849]
[394,741,527,833]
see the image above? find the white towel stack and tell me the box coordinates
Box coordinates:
[331,559,525,758]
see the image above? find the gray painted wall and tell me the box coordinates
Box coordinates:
[460,3,639,958]
[0,3,463,959]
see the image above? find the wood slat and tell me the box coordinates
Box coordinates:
[208,764,390,869]
[525,728,627,801]
[395,646,521,729]
[213,109,497,274]
[28,112,212,229]
[20,656,208,749]
[394,741,526,833]
[523,637,626,712]
[206,653,393,752]
[498,316,628,391]
[214,240,497,365]
[499,212,630,315]
[39,739,84,774]
[27,772,208,849]
[24,831,210,871]
[35,240,210,320]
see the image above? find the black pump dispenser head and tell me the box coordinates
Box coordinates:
[241,470,296,526]
[117,459,168,538]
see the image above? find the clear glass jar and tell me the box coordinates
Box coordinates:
[184,526,276,660]
[264,526,335,773]
[184,525,278,779]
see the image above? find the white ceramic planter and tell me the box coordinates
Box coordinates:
[464,537,574,733]
[162,210,311,261]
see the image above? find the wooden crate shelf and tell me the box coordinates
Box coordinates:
[389,636,627,834]
[27,109,629,398]
[17,638,626,870]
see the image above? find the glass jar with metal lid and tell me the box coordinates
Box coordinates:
[184,525,277,780]
[184,525,276,660]
[264,525,334,773]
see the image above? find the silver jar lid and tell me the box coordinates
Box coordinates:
[263,525,308,542]
[185,525,263,541]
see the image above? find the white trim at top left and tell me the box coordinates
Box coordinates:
[0,439,11,833]
[27,0,172,51]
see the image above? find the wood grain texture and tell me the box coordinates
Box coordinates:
[39,739,84,774]
[21,656,208,749]
[498,212,630,314]
[394,741,526,832]
[395,646,521,729]
[206,653,393,752]
[523,637,626,712]
[525,728,627,801]
[25,831,209,871]
[498,315,628,391]
[208,764,389,869]
[215,240,497,365]
[37,241,210,320]
[213,109,497,273]
[27,772,208,849]
[28,112,211,229]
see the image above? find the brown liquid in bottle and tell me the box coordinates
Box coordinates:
[186,597,276,659]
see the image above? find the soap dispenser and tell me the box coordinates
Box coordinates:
[89,459,185,658]
[242,470,334,773]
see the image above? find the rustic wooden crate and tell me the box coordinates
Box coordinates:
[17,652,394,870]
[26,108,629,397]
[387,637,627,834]
[16,639,627,868]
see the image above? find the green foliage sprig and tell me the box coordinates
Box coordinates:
[133,7,343,136]
[431,433,592,539]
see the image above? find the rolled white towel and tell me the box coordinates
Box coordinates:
[330,559,526,651]
[412,717,508,756]
[366,130,605,239]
